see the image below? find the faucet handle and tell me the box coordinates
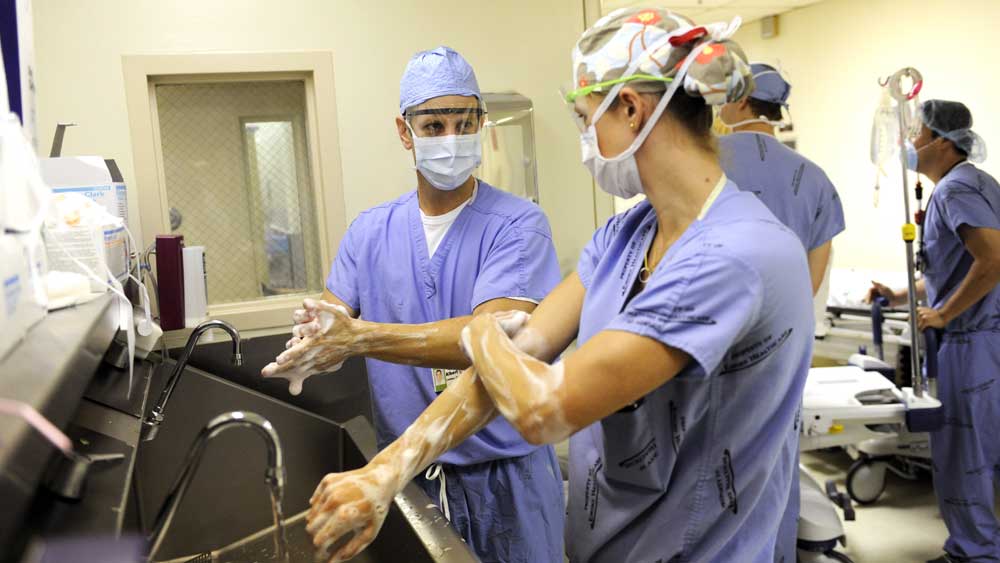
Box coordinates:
[141,412,164,442]
[44,451,126,501]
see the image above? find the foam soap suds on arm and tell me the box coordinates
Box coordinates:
[261,302,350,395]
[303,309,561,562]
[305,367,499,562]
[461,314,572,445]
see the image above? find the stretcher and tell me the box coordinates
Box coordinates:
[797,358,941,563]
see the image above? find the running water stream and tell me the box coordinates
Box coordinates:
[269,480,290,562]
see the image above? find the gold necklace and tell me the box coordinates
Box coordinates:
[639,240,655,284]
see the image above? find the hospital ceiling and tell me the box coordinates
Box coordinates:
[600,0,823,24]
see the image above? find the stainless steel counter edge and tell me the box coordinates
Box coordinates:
[0,295,119,551]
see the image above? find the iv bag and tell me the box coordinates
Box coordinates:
[870,87,899,169]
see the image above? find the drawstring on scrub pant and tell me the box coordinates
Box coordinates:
[424,464,450,521]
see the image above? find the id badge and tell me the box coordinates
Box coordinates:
[432,368,463,393]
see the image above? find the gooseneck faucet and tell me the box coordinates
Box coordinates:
[142,319,242,442]
[146,411,287,562]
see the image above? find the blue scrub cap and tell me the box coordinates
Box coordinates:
[919,99,987,163]
[399,46,481,115]
[748,63,791,107]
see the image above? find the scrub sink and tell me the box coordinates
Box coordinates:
[129,360,474,562]
[180,332,373,425]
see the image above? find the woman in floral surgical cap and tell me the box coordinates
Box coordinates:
[304,8,815,563]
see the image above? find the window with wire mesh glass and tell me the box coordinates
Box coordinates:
[155,80,324,305]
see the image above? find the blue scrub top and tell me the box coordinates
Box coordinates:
[568,182,814,563]
[923,162,1000,333]
[326,181,561,465]
[719,132,845,251]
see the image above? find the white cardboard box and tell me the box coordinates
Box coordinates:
[39,156,128,226]
[0,233,28,359]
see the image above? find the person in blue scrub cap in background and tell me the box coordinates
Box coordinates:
[297,9,815,563]
[717,62,846,563]
[262,45,565,563]
[717,63,845,295]
[869,100,1000,563]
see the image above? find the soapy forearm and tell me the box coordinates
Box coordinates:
[462,316,572,445]
[350,312,539,480]
[306,368,498,561]
[268,299,536,397]
[374,368,495,487]
[305,311,542,562]
[465,314,695,449]
[290,298,538,369]
[349,316,472,369]
[286,299,455,367]
[452,274,588,444]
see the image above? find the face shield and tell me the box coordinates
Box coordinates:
[404,105,486,138]
[559,76,672,133]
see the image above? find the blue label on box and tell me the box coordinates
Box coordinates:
[4,275,21,317]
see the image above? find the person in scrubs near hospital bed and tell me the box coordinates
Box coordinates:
[298,8,816,563]
[717,62,846,563]
[261,46,565,563]
[717,63,845,296]
[869,99,1000,563]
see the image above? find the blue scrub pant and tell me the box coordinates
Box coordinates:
[930,331,1000,562]
[418,445,565,563]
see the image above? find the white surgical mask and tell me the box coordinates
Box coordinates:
[579,37,703,199]
[580,127,645,200]
[410,126,482,191]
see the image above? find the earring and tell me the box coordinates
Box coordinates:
[629,121,635,129]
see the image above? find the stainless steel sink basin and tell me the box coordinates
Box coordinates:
[130,360,474,562]
[160,507,466,563]
[180,333,373,425]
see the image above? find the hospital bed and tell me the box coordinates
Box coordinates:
[815,304,910,370]
[797,356,942,563]
[812,290,935,506]
[815,268,912,365]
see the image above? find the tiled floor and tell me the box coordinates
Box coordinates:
[801,449,948,563]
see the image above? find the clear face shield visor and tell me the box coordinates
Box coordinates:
[559,76,672,133]
[403,106,487,138]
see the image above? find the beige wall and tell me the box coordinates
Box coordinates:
[733,0,1000,272]
[32,0,596,275]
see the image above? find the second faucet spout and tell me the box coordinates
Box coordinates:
[142,319,242,442]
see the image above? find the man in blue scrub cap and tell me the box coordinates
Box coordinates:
[870,100,1000,563]
[717,63,846,563]
[262,46,565,563]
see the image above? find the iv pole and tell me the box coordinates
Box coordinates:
[886,67,925,397]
